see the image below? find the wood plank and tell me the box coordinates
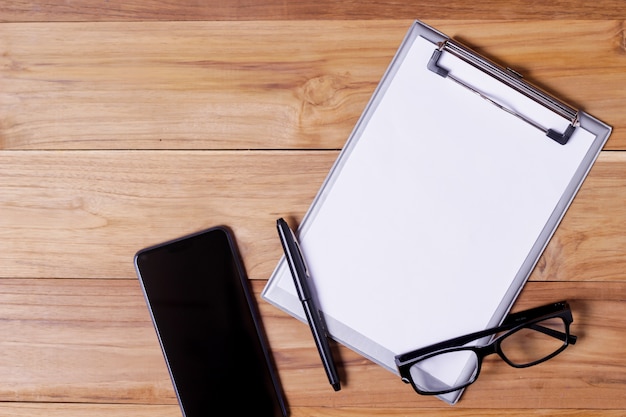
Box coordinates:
[1,21,623,150]
[0,403,180,417]
[0,278,175,404]
[1,0,626,21]
[0,405,624,417]
[1,404,624,417]
[0,278,623,410]
[287,410,626,417]
[1,151,624,281]
[0,150,332,279]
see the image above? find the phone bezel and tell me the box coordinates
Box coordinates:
[134,226,288,417]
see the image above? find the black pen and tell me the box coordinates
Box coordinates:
[276,218,341,391]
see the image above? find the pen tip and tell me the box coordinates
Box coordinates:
[332,382,341,392]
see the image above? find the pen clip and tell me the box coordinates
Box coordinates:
[277,218,313,301]
[289,228,310,278]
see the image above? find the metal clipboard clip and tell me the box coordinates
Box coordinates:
[427,39,579,145]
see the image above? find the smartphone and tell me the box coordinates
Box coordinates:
[134,226,288,417]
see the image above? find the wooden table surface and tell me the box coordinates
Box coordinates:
[1,2,625,416]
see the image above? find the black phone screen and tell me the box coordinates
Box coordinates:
[134,227,287,416]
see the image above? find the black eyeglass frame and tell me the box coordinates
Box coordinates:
[395,300,578,396]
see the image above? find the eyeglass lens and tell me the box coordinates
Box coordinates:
[409,348,479,394]
[408,316,569,394]
[499,316,568,366]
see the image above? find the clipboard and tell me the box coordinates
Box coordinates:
[262,20,611,404]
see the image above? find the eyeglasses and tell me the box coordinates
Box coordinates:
[395,301,577,396]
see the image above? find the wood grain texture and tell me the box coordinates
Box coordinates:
[0,150,333,279]
[1,4,625,415]
[0,279,623,412]
[1,21,624,150]
[1,151,624,281]
[0,278,174,404]
[1,0,626,21]
[0,404,181,417]
[1,405,624,417]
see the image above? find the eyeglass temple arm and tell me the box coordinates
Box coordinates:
[502,301,569,325]
[527,323,578,345]
[503,301,577,344]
